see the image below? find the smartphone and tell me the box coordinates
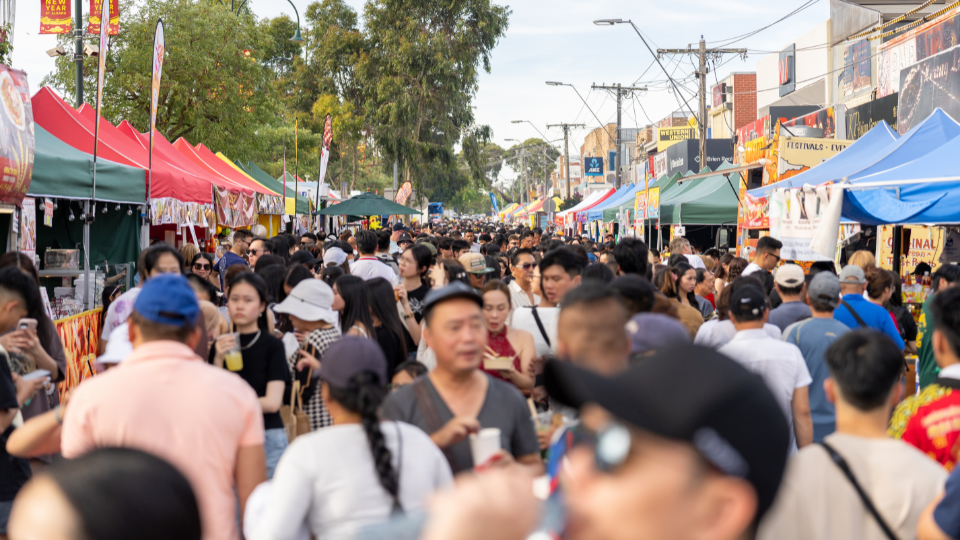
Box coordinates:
[22,369,50,382]
[17,318,37,333]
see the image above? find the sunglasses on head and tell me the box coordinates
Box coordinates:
[193,263,211,271]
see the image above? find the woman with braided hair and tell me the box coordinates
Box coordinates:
[251,337,452,540]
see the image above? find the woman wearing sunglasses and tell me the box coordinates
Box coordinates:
[190,253,219,290]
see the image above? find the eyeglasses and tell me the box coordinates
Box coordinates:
[515,263,536,271]
[766,252,781,262]
[193,263,211,271]
[571,421,633,473]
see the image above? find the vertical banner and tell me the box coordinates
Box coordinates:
[315,114,332,213]
[147,19,164,227]
[294,119,299,212]
[40,0,72,34]
[86,0,119,35]
[0,67,36,206]
[91,0,110,203]
[19,197,36,262]
[489,192,499,215]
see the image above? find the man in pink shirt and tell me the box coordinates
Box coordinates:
[61,274,265,540]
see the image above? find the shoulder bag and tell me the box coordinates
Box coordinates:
[280,368,312,443]
[840,299,869,328]
[820,442,900,540]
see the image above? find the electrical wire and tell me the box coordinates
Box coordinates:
[707,0,821,47]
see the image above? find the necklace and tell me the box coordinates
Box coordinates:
[240,330,262,350]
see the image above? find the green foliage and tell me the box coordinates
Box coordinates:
[558,193,582,212]
[0,24,13,67]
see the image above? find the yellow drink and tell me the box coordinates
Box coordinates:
[225,350,244,372]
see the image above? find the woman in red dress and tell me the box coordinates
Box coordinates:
[479,280,535,391]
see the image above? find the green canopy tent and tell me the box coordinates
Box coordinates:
[32,124,146,280]
[603,170,688,223]
[659,163,742,225]
[314,192,421,216]
[238,162,310,215]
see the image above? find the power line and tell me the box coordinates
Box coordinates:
[707,0,821,47]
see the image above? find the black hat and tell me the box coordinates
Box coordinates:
[291,249,320,266]
[544,345,789,520]
[398,233,413,244]
[912,262,933,276]
[729,285,767,317]
[422,281,482,320]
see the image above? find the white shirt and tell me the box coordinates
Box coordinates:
[694,319,781,348]
[350,257,398,284]
[100,287,141,340]
[470,243,481,253]
[252,422,453,540]
[742,262,763,276]
[508,279,539,310]
[512,306,558,358]
[684,253,707,269]
[718,329,812,452]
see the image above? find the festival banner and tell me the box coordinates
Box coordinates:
[395,181,412,205]
[0,67,35,206]
[148,19,164,207]
[214,187,257,228]
[90,0,110,201]
[86,0,119,35]
[313,114,332,215]
[40,0,72,34]
[768,187,833,261]
[489,192,499,214]
[55,308,102,401]
[777,137,852,181]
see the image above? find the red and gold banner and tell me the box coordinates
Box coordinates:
[86,0,119,35]
[215,186,257,228]
[55,308,102,400]
[40,0,72,34]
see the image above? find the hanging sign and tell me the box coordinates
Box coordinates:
[43,198,53,227]
[646,186,661,220]
[86,0,119,35]
[395,181,412,205]
[40,0,72,34]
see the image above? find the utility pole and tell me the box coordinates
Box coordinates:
[657,37,746,171]
[74,0,83,107]
[591,84,647,189]
[547,123,586,200]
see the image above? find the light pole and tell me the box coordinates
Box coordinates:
[285,0,306,43]
[546,81,619,191]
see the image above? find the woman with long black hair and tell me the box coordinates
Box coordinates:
[252,337,452,540]
[365,278,416,376]
[332,276,374,338]
[397,244,432,323]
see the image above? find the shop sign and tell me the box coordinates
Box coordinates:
[40,0,71,34]
[214,187,257,228]
[877,9,960,97]
[653,152,668,179]
[878,224,946,275]
[781,105,846,140]
[839,39,872,98]
[635,191,646,220]
[737,115,768,147]
[779,44,796,97]
[584,156,604,176]
[657,126,697,152]
[777,137,853,181]
[0,66,35,206]
[712,83,726,108]
[898,45,960,134]
[844,93,898,139]
[646,187,660,221]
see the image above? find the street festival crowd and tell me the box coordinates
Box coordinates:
[1,220,960,540]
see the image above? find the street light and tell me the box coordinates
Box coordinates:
[593,19,624,25]
[286,0,306,43]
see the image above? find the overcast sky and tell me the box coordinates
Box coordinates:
[11,0,830,185]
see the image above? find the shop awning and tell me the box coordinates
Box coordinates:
[238,162,310,215]
[32,87,212,204]
[572,188,618,219]
[589,184,640,222]
[314,192,420,216]
[557,189,608,217]
[499,202,519,216]
[29,125,145,204]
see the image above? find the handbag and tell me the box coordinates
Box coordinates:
[280,369,312,443]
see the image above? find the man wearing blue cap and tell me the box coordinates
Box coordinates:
[61,274,265,540]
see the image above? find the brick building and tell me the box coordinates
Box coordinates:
[708,73,757,140]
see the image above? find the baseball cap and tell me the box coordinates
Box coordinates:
[729,285,767,317]
[272,279,338,326]
[95,323,132,371]
[134,274,199,326]
[838,264,866,285]
[291,250,320,266]
[544,345,790,520]
[322,247,347,266]
[417,240,438,257]
[774,264,805,287]
[625,313,689,355]
[398,233,413,244]
[459,252,494,274]
[808,271,841,309]
[320,336,388,387]
[422,281,482,320]
[393,223,409,232]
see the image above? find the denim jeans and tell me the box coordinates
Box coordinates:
[264,428,289,479]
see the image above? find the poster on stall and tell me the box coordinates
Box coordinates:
[878,225,946,275]
[40,0,72,34]
[86,0,119,34]
[741,193,769,229]
[43,198,53,227]
[55,308,102,401]
[0,66,35,206]
[19,197,36,261]
[769,188,832,261]
[646,187,660,220]
[214,187,257,228]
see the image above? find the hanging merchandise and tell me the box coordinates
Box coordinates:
[43,198,53,227]
[86,0,119,35]
[40,0,72,34]
[20,197,36,262]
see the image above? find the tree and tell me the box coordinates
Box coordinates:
[42,0,280,158]
[357,0,510,198]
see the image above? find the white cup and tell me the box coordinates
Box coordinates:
[469,427,502,467]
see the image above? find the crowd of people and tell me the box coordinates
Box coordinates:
[0,218,957,540]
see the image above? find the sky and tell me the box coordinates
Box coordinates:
[11,0,831,187]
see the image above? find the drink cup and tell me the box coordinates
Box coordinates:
[469,427,501,466]
[223,333,243,372]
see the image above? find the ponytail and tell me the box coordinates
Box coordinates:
[327,372,402,513]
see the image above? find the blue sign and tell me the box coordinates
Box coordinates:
[584,156,604,176]
[428,202,443,216]
[608,151,617,170]
[489,192,499,214]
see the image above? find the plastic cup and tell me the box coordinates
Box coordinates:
[469,427,502,466]
[223,333,243,372]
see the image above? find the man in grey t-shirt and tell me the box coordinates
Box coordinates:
[381,282,542,475]
[768,264,811,332]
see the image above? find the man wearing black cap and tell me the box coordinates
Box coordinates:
[719,285,813,451]
[381,282,542,475]
[422,345,791,540]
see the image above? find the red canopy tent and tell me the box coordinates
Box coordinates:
[32,87,211,204]
[173,138,278,196]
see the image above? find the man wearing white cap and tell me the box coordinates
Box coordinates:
[768,264,811,332]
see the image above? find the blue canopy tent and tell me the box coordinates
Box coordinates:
[587,183,640,222]
[747,122,900,199]
[847,109,960,181]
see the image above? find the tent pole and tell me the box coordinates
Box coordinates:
[83,200,91,311]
